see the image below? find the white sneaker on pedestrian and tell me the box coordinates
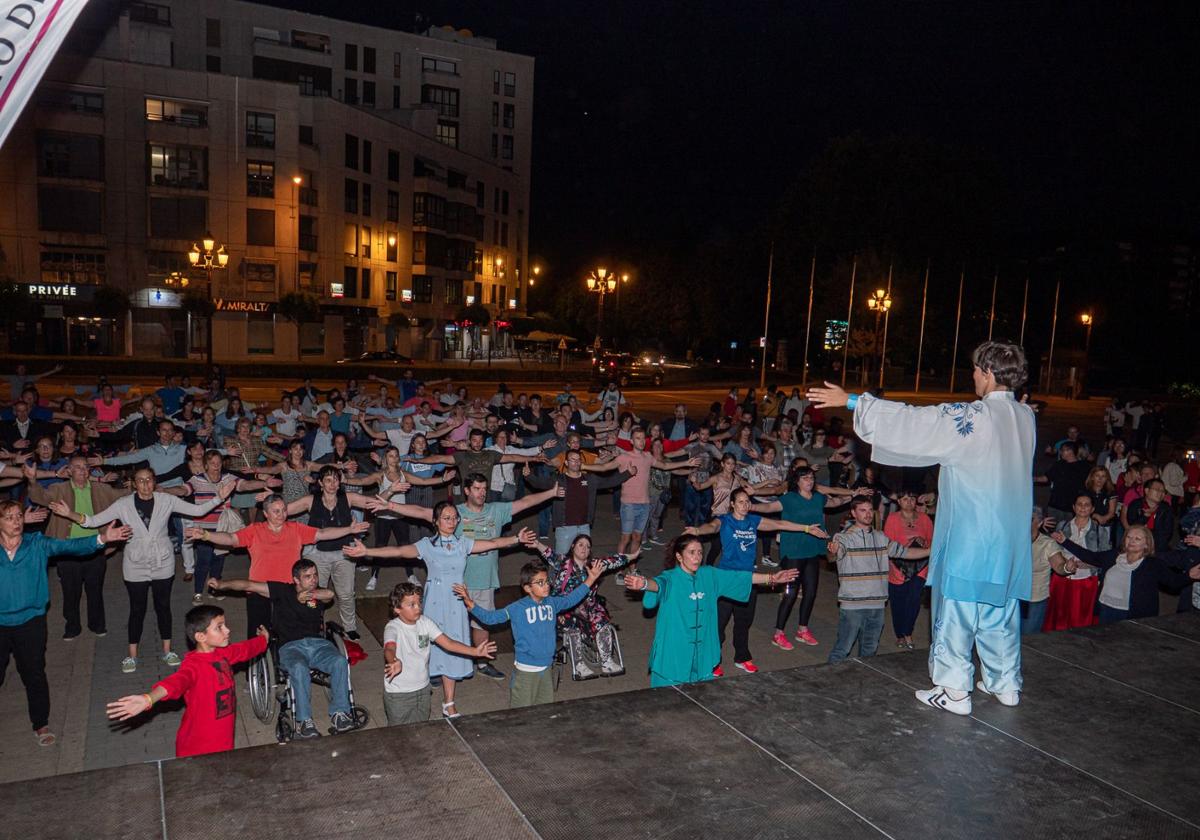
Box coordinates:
[162,651,181,667]
[976,680,1020,707]
[760,556,779,568]
[365,576,378,592]
[407,573,423,586]
[191,593,203,604]
[121,657,136,674]
[915,686,972,716]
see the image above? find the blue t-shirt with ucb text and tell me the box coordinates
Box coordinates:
[718,513,762,572]
[469,586,589,668]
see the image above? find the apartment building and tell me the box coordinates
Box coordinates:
[0,0,533,361]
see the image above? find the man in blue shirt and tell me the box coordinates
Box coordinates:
[95,419,189,485]
[156,375,186,416]
[0,499,130,745]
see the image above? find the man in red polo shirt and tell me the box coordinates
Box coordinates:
[186,494,368,636]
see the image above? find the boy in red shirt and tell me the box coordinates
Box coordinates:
[107,605,268,758]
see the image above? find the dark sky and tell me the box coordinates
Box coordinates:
[267,1,1200,268]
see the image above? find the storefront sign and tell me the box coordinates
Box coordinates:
[27,283,79,297]
[214,298,275,313]
[330,283,344,299]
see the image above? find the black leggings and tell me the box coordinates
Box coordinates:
[125,576,174,646]
[717,588,758,663]
[371,517,410,577]
[775,555,822,631]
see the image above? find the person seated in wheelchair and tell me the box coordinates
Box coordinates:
[208,558,357,739]
[525,533,637,679]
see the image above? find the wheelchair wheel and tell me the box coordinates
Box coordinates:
[248,652,276,724]
[351,705,370,730]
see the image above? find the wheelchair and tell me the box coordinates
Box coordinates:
[554,622,625,688]
[246,621,369,742]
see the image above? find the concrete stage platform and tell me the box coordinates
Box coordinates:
[7,613,1199,840]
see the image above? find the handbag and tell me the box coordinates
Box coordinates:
[212,506,245,556]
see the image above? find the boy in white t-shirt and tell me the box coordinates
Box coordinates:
[382,582,496,725]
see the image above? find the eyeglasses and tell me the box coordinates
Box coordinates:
[528,579,550,587]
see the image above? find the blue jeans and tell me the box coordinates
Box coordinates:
[828,607,884,663]
[193,541,224,595]
[555,524,591,558]
[683,483,712,527]
[279,636,350,723]
[619,502,650,534]
[1019,598,1048,635]
[1097,603,1131,624]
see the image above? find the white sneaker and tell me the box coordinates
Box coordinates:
[121,657,136,674]
[191,593,203,604]
[365,576,378,592]
[162,651,181,667]
[976,680,1020,707]
[600,659,623,675]
[407,573,423,586]
[574,661,595,679]
[915,686,972,716]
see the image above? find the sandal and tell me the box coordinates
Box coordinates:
[441,701,461,720]
[35,729,56,747]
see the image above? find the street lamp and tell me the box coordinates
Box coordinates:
[187,234,229,366]
[1079,311,1094,397]
[866,287,892,388]
[585,267,617,350]
[291,174,302,219]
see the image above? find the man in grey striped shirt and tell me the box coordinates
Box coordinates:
[827,498,930,663]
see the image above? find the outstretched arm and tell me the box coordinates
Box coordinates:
[683,518,721,537]
[342,539,421,561]
[512,483,562,515]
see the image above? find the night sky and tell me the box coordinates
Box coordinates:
[260,1,1199,379]
[266,1,1199,255]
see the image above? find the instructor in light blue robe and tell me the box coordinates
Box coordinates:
[809,341,1035,715]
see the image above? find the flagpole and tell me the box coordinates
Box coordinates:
[840,257,857,388]
[801,253,816,390]
[759,243,773,390]
[1045,279,1061,393]
[949,266,965,393]
[878,263,893,390]
[914,259,930,392]
[1019,274,1030,345]
[987,269,998,340]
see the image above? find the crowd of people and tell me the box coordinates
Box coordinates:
[0,358,1197,757]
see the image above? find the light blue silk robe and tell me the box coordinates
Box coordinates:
[852,390,1035,607]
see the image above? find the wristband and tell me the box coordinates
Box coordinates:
[639,577,648,591]
[846,394,860,411]
[143,693,154,708]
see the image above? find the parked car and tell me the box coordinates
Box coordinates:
[591,352,664,388]
[336,350,414,365]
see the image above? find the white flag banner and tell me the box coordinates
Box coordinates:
[0,0,93,149]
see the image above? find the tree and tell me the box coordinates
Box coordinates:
[277,292,321,361]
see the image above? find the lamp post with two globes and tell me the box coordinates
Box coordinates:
[187,234,229,366]
[866,287,892,388]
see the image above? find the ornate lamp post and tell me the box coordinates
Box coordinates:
[866,286,892,388]
[585,267,617,350]
[187,234,229,366]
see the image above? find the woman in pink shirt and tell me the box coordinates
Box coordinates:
[883,490,934,650]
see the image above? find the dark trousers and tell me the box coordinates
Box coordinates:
[0,614,50,730]
[888,576,925,638]
[372,517,410,578]
[717,588,758,663]
[57,550,107,636]
[776,555,822,630]
[246,592,272,639]
[125,576,174,646]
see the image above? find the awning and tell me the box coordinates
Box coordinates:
[516,330,577,343]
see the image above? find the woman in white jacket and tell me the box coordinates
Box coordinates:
[51,468,235,673]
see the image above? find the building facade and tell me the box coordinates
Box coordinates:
[0,0,534,361]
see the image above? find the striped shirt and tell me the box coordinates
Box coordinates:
[830,526,909,610]
[187,473,236,526]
